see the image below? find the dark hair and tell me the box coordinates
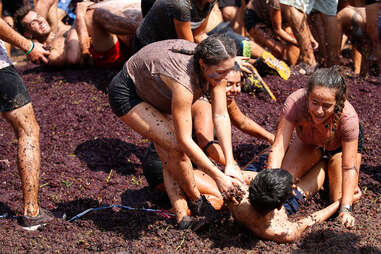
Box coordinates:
[14,4,34,35]
[170,34,237,74]
[248,169,293,214]
[307,66,347,133]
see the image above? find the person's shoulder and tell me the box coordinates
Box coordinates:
[340,100,359,122]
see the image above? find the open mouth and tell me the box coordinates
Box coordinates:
[40,23,48,33]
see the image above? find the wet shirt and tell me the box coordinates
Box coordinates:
[251,0,281,26]
[282,88,359,151]
[125,39,207,114]
[136,0,217,46]
[0,40,11,70]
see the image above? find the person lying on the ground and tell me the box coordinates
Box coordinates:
[337,3,372,75]
[77,0,142,67]
[244,0,300,66]
[139,0,291,80]
[14,0,142,67]
[229,165,362,243]
[108,35,245,228]
[144,145,361,238]
[267,66,363,228]
[0,16,57,230]
[14,1,83,66]
[143,65,275,193]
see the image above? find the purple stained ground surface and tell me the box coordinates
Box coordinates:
[0,63,379,253]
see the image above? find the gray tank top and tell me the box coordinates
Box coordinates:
[125,39,207,114]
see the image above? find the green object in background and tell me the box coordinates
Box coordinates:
[241,40,251,58]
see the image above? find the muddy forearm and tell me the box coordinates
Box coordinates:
[0,18,31,53]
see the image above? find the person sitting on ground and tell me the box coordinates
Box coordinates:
[143,65,275,194]
[217,0,248,35]
[0,16,55,230]
[137,0,291,80]
[267,66,363,228]
[278,0,319,71]
[244,0,300,66]
[108,35,245,229]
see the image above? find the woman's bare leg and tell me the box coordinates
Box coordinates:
[296,159,326,198]
[120,102,201,216]
[281,136,322,181]
[162,163,189,222]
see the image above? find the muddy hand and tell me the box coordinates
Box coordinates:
[27,42,50,64]
[224,163,244,183]
[235,56,252,74]
[221,178,245,205]
[339,212,355,228]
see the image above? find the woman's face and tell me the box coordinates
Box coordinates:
[308,85,337,125]
[200,57,235,85]
[225,70,241,102]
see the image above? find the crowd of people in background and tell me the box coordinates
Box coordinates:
[0,0,378,243]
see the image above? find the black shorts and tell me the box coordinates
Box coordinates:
[244,8,264,32]
[207,21,250,56]
[0,65,31,113]
[218,0,249,8]
[321,124,364,159]
[108,69,143,117]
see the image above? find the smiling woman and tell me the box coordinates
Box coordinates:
[267,66,362,229]
[108,34,244,229]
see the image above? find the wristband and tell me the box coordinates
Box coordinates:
[339,204,353,213]
[203,140,219,156]
[25,41,34,56]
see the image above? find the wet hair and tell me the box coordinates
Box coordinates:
[14,4,34,35]
[248,169,293,215]
[307,66,347,133]
[169,34,237,74]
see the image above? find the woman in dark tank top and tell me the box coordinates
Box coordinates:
[108,34,245,229]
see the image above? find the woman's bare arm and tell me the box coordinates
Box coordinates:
[267,116,294,168]
[228,99,274,143]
